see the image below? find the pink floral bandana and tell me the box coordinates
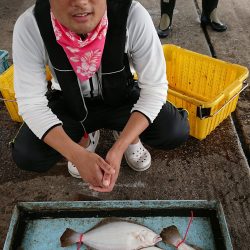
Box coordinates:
[51,11,108,81]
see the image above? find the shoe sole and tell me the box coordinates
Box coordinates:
[68,169,81,179]
[200,22,227,32]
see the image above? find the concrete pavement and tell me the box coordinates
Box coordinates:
[0,0,249,249]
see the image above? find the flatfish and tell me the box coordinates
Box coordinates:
[60,218,162,250]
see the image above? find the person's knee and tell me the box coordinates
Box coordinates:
[169,110,190,148]
[172,117,190,147]
[11,144,56,172]
[161,124,189,150]
[151,110,190,150]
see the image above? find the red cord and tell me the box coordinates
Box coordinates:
[84,132,88,139]
[176,211,194,249]
[77,234,84,250]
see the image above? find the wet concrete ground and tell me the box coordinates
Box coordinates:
[0,0,249,249]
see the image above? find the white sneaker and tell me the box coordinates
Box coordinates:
[68,130,100,178]
[113,131,151,171]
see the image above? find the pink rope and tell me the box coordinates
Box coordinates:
[176,211,194,248]
[77,234,84,250]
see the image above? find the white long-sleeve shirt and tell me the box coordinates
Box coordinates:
[13,1,168,139]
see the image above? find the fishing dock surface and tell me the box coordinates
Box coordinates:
[0,0,249,249]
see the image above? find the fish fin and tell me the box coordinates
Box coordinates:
[84,217,122,233]
[60,228,81,247]
[160,225,182,247]
[85,217,155,233]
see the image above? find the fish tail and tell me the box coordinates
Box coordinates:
[60,228,82,247]
[160,225,182,247]
[160,226,203,250]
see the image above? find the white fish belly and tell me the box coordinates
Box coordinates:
[84,221,157,250]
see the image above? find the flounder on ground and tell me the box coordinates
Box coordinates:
[60,218,162,250]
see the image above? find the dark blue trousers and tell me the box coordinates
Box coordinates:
[12,91,189,172]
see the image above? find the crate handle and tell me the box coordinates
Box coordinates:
[0,97,16,102]
[197,80,248,119]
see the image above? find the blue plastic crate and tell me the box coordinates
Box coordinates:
[0,50,9,74]
[4,200,233,250]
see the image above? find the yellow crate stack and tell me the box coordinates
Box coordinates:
[164,44,249,140]
[0,65,22,122]
[0,65,52,123]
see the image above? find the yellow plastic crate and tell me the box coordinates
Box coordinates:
[164,44,249,140]
[0,65,52,122]
[0,65,21,122]
[1,48,249,141]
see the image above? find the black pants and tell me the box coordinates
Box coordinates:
[12,91,189,172]
[160,0,219,21]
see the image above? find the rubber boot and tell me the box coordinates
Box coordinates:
[201,0,227,32]
[157,0,176,38]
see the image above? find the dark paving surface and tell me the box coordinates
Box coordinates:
[196,0,250,162]
[0,0,249,249]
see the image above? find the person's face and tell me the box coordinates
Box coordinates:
[50,0,107,34]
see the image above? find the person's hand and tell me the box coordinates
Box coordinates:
[72,149,115,188]
[89,146,123,192]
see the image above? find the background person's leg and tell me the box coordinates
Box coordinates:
[157,0,176,38]
[202,0,218,17]
[201,0,227,31]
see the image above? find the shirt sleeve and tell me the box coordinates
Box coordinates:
[127,1,168,122]
[13,8,62,139]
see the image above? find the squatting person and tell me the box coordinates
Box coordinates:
[12,0,189,192]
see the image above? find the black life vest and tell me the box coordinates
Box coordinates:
[34,0,136,121]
